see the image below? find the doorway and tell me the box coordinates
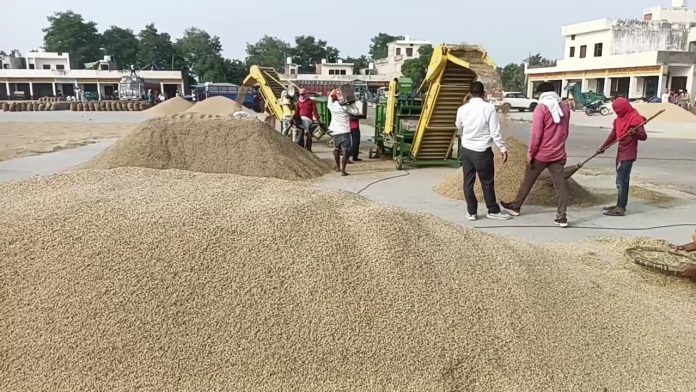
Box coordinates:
[671,76,687,92]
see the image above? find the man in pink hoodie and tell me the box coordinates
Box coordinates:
[502,82,571,227]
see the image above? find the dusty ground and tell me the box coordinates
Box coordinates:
[0,122,135,162]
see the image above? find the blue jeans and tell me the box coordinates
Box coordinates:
[616,160,634,209]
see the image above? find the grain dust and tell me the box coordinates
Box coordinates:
[83,116,330,180]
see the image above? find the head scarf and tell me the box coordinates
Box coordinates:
[612,98,645,138]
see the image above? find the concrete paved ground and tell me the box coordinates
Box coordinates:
[1,115,694,246]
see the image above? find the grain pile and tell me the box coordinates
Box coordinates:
[185,95,248,116]
[435,139,599,206]
[1,168,696,391]
[143,96,194,116]
[84,116,330,180]
[633,102,696,124]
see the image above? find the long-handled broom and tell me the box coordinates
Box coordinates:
[539,108,665,185]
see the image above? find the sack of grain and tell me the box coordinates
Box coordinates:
[27,102,35,111]
[1,102,6,112]
[47,103,55,111]
[126,102,134,111]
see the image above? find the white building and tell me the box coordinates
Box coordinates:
[526,0,696,101]
[374,36,431,78]
[0,51,185,100]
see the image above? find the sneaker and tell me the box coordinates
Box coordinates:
[555,218,569,228]
[466,214,478,221]
[500,202,520,217]
[487,211,512,221]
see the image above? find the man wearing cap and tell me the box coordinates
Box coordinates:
[296,88,319,151]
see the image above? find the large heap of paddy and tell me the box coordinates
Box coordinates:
[84,116,330,180]
[1,167,695,391]
[436,138,600,206]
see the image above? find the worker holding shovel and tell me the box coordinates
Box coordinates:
[598,98,648,217]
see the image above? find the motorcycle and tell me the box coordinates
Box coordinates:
[585,99,611,116]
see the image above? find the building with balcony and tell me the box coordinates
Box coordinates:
[525,0,696,101]
[0,51,185,100]
[374,36,431,79]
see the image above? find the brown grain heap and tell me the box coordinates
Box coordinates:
[1,168,695,391]
[143,96,194,116]
[185,95,248,116]
[435,138,599,206]
[84,116,330,180]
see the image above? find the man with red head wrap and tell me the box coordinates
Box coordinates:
[598,98,648,216]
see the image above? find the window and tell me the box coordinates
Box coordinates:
[569,47,575,57]
[396,47,402,56]
[571,34,576,40]
[29,64,35,69]
[406,47,413,57]
[100,64,109,70]
[43,64,51,70]
[329,69,336,75]
[3,64,8,69]
[594,43,603,57]
[340,69,347,75]
[290,68,296,75]
[56,64,65,70]
[580,45,587,58]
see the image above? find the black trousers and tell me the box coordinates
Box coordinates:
[461,147,500,215]
[350,130,361,160]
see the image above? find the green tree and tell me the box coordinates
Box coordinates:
[369,33,403,60]
[101,26,139,69]
[42,11,102,69]
[289,36,339,73]
[497,63,526,92]
[137,23,176,69]
[175,27,224,81]
[245,35,289,70]
[401,45,433,88]
[345,55,370,74]
[527,53,555,67]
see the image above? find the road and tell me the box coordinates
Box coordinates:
[504,120,696,193]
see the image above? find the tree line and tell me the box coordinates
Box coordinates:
[2,11,552,92]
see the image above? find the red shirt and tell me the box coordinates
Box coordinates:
[350,118,360,132]
[296,99,318,120]
[602,124,647,162]
[528,103,571,163]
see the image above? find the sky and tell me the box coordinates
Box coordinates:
[0,0,667,66]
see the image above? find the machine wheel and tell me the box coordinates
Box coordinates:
[395,156,404,170]
[585,108,593,116]
[369,146,379,159]
[529,103,538,112]
[600,107,610,116]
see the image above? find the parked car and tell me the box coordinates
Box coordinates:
[496,92,538,112]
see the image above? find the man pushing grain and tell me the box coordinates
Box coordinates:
[455,81,511,221]
[501,82,571,228]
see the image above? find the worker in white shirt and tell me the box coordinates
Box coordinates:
[327,89,362,176]
[455,81,511,221]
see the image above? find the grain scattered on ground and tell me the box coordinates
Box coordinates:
[0,122,135,161]
[1,167,696,391]
[84,116,330,180]
[185,96,248,116]
[435,138,600,206]
[143,96,194,116]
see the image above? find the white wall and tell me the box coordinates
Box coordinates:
[647,7,696,23]
[564,29,612,61]
[29,58,70,70]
